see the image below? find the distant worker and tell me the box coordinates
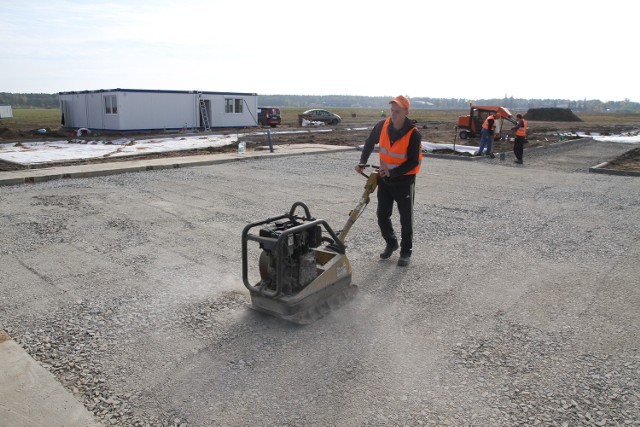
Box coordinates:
[511,113,527,164]
[476,113,496,158]
[355,95,423,267]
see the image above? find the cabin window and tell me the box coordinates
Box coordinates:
[104,95,118,114]
[225,98,244,114]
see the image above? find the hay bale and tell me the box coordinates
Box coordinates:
[525,108,582,122]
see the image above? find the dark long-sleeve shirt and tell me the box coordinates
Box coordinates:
[486,117,495,134]
[359,118,422,184]
[513,118,524,132]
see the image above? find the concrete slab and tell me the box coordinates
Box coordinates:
[589,161,640,176]
[0,144,356,186]
[0,331,102,427]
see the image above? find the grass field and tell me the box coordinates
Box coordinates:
[1,108,449,130]
[281,108,453,125]
[0,108,61,130]
[297,108,640,126]
[3,108,639,131]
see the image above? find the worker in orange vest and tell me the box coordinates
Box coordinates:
[512,113,527,164]
[476,114,496,158]
[355,95,423,267]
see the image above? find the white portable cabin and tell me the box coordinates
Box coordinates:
[0,105,13,119]
[58,89,258,131]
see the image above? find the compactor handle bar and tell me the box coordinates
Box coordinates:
[358,164,380,179]
[337,165,380,243]
[288,201,313,220]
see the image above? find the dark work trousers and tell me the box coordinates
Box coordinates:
[514,136,525,162]
[376,179,415,256]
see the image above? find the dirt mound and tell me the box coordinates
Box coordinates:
[605,147,640,172]
[0,127,21,139]
[525,108,582,122]
[0,126,72,141]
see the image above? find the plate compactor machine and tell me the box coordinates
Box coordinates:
[242,167,379,324]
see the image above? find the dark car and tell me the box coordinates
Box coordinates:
[299,109,342,125]
[258,107,281,127]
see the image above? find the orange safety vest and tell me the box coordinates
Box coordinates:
[482,115,496,131]
[515,118,528,137]
[379,119,422,175]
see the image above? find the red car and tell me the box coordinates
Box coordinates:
[258,107,281,127]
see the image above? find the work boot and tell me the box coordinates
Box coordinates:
[488,152,495,159]
[397,254,411,267]
[380,241,399,259]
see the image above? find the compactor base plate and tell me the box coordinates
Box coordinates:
[248,276,357,325]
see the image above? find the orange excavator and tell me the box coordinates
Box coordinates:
[457,105,517,140]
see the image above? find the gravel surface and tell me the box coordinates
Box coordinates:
[1,140,639,426]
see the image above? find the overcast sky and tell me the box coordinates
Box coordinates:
[1,0,636,102]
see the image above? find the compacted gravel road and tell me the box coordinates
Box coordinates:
[1,139,638,426]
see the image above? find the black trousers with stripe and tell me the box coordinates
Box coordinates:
[514,136,525,162]
[376,179,415,257]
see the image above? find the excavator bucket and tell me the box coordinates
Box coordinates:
[494,106,514,120]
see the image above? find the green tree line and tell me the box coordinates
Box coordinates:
[259,95,640,113]
[0,92,59,108]
[2,92,639,113]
